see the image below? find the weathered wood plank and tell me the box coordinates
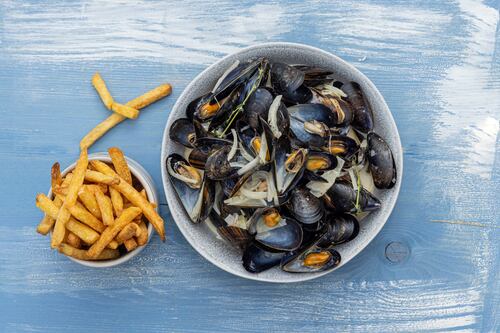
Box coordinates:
[0,0,498,332]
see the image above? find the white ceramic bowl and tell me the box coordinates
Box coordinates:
[161,42,403,282]
[50,152,157,268]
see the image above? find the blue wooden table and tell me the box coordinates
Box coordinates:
[1,0,499,332]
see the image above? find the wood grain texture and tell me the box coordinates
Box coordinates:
[0,0,499,332]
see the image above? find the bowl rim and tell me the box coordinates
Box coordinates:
[161,42,403,282]
[49,152,157,268]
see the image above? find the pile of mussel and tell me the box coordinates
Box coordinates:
[166,58,397,274]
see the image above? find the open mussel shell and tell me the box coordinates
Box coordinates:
[270,62,305,95]
[248,208,303,251]
[242,243,284,273]
[305,151,337,172]
[169,118,196,148]
[210,210,251,249]
[267,96,291,139]
[224,171,276,208]
[205,145,239,180]
[273,136,307,196]
[280,244,341,273]
[323,180,381,214]
[342,81,373,133]
[207,84,244,132]
[317,214,359,247]
[367,132,397,189]
[214,58,263,97]
[287,187,324,225]
[322,135,359,159]
[166,154,213,223]
[245,88,273,129]
[236,120,259,157]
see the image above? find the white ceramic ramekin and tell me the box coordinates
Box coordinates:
[49,152,157,268]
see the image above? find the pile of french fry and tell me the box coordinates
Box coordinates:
[35,73,171,261]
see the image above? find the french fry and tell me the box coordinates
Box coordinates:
[106,241,119,250]
[80,83,172,149]
[92,72,114,109]
[66,232,82,249]
[127,83,172,110]
[51,149,88,248]
[108,147,132,184]
[37,172,75,235]
[91,160,165,240]
[84,170,120,185]
[59,243,119,261]
[68,202,106,233]
[77,186,102,219]
[94,187,114,226]
[111,102,139,119]
[84,184,108,194]
[37,163,65,235]
[87,207,142,258]
[115,222,141,243]
[124,238,138,252]
[36,193,61,218]
[139,189,156,208]
[51,162,63,189]
[109,187,123,217]
[66,219,100,245]
[37,215,55,236]
[136,221,148,246]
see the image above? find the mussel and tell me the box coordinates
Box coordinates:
[323,180,381,214]
[305,151,338,173]
[248,208,303,251]
[287,187,324,225]
[342,81,373,133]
[210,210,251,249]
[245,88,273,129]
[243,243,284,273]
[205,145,239,180]
[273,136,307,196]
[166,154,213,223]
[367,132,397,189]
[169,118,196,148]
[317,214,359,247]
[281,244,341,273]
[322,135,358,159]
[271,62,304,95]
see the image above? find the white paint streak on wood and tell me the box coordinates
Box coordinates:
[1,1,290,65]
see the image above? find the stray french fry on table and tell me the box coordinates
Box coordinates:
[92,72,114,109]
[80,83,172,149]
[111,102,139,119]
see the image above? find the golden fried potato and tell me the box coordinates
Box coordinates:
[86,207,141,258]
[90,160,164,240]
